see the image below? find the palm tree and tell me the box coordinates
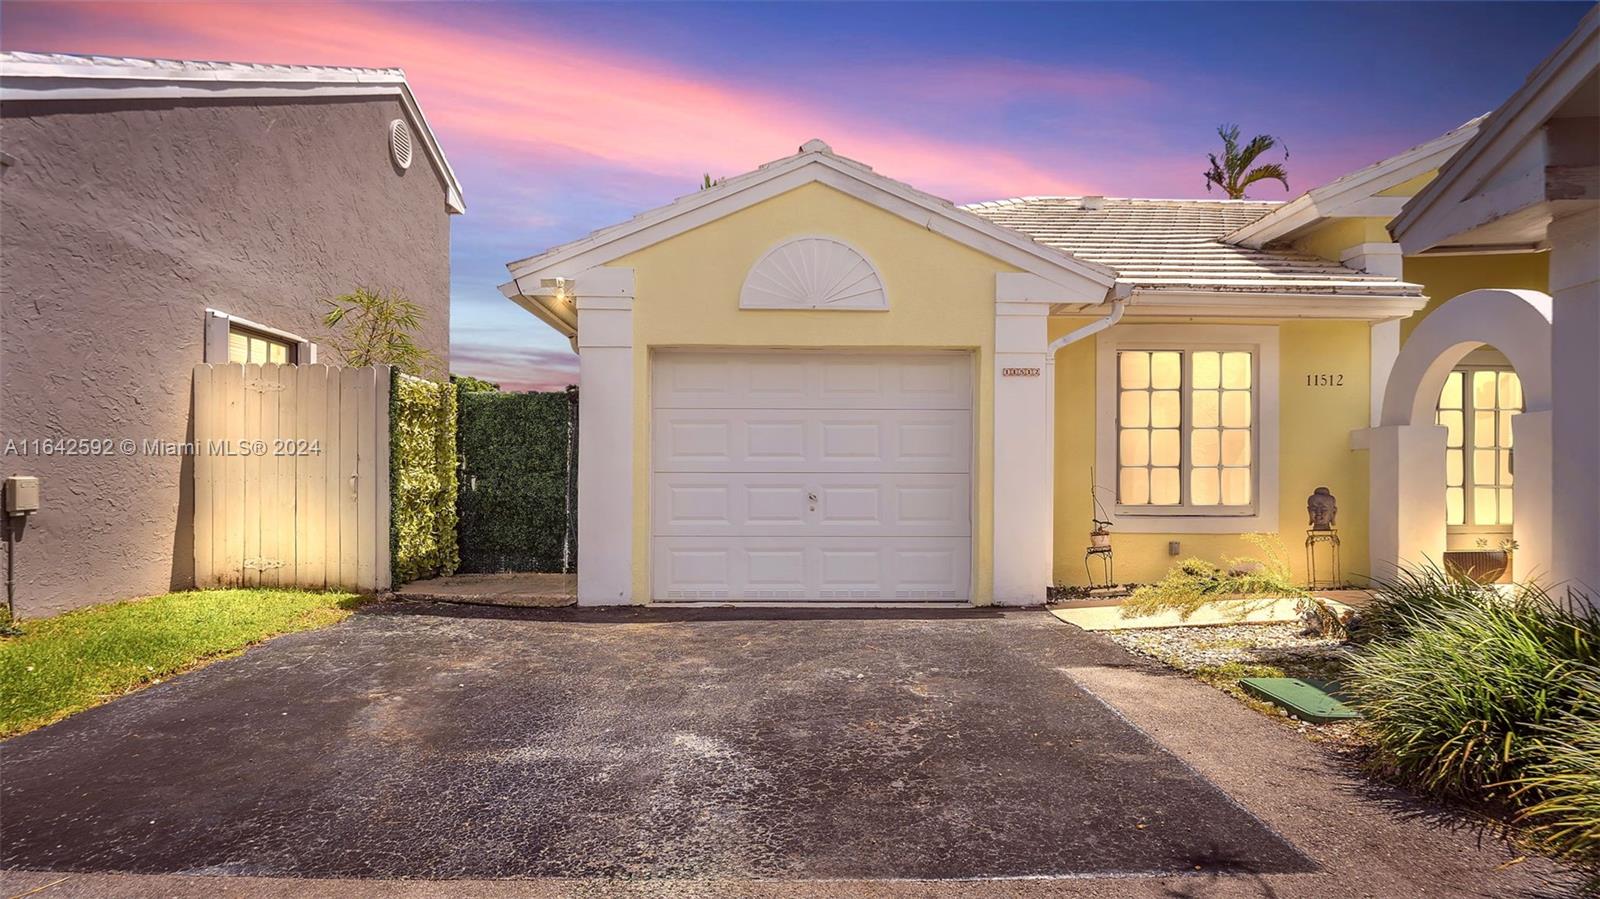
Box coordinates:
[1203,125,1290,199]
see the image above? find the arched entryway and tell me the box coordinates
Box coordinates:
[1360,288,1554,582]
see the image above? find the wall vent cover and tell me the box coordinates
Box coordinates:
[389,119,414,170]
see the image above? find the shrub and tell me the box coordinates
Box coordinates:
[390,371,459,585]
[1345,585,1599,802]
[1119,534,1332,628]
[1351,563,1497,645]
[456,387,576,573]
[1509,666,1600,884]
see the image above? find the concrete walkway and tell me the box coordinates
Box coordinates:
[394,572,576,606]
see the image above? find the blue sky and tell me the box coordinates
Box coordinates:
[4,1,1589,389]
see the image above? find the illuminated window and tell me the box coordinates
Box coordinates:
[1117,348,1255,512]
[228,326,295,365]
[1437,366,1520,528]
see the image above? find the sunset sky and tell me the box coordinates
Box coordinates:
[3,1,1588,391]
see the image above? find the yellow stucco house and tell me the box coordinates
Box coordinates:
[502,12,1595,606]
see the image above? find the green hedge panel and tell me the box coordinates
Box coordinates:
[457,388,576,573]
[390,372,460,585]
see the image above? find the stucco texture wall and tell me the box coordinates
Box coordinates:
[614,182,1015,603]
[1401,253,1549,342]
[0,96,451,616]
[1050,317,1371,587]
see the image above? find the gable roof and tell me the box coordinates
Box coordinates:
[502,139,1116,297]
[1392,6,1599,253]
[964,197,1425,310]
[1222,115,1487,249]
[0,50,465,214]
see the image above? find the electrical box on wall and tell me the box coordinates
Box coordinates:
[4,476,40,514]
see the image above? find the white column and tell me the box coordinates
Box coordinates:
[1510,410,1554,583]
[1548,212,1600,596]
[573,268,636,606]
[1369,320,1401,428]
[1340,242,1408,428]
[1356,424,1448,581]
[992,302,1052,606]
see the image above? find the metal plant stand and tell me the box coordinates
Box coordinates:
[1085,544,1114,588]
[1305,529,1341,589]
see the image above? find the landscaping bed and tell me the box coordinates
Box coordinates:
[1105,622,1364,746]
[0,588,366,738]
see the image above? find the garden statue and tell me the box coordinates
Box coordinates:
[1307,487,1337,531]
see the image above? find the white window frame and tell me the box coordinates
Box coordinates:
[1095,324,1279,534]
[203,308,316,364]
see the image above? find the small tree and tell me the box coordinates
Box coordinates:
[323,287,435,375]
[451,373,500,393]
[1203,125,1290,199]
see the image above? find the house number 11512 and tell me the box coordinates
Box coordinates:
[1305,373,1345,387]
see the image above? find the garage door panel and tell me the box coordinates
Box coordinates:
[656,409,970,473]
[654,352,971,410]
[655,473,968,536]
[652,351,971,602]
[653,537,969,601]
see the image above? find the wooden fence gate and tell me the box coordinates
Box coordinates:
[191,363,391,592]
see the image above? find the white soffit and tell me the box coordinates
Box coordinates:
[0,50,465,214]
[1223,115,1487,249]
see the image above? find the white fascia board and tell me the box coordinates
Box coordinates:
[1225,117,1486,248]
[505,149,1116,297]
[1393,7,1598,250]
[0,54,465,213]
[1121,288,1428,321]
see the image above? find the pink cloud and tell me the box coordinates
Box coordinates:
[2,1,1101,199]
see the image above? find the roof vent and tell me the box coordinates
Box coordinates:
[799,139,832,154]
[389,119,413,170]
[1081,195,1105,210]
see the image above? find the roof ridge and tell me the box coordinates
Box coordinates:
[961,195,1283,210]
[0,49,405,79]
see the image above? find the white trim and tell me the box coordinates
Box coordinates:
[738,235,888,311]
[1118,289,1426,321]
[1094,324,1280,534]
[503,144,1115,296]
[1391,7,1598,252]
[1224,115,1486,248]
[0,51,465,214]
[203,308,315,364]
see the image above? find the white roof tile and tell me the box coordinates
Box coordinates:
[964,196,1423,298]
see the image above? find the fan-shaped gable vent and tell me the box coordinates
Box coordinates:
[739,237,887,310]
[389,119,413,170]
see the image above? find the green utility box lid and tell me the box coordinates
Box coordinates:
[1238,677,1359,724]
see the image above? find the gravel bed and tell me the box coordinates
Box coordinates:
[1106,622,1366,745]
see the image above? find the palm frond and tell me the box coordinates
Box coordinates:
[1238,163,1290,194]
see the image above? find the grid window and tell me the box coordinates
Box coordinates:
[1437,367,1520,528]
[1117,348,1255,512]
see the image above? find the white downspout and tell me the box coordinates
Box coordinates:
[1049,283,1131,355]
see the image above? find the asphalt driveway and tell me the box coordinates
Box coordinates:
[1,604,1312,881]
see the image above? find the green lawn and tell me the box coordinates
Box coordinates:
[0,588,366,738]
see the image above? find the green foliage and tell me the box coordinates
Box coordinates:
[324,287,436,375]
[1352,563,1500,645]
[390,372,459,584]
[1345,583,1599,803]
[1510,667,1600,885]
[0,589,364,737]
[450,373,501,393]
[457,387,576,573]
[1203,125,1290,199]
[1120,533,1308,622]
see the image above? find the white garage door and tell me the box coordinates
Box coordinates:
[652,351,972,602]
